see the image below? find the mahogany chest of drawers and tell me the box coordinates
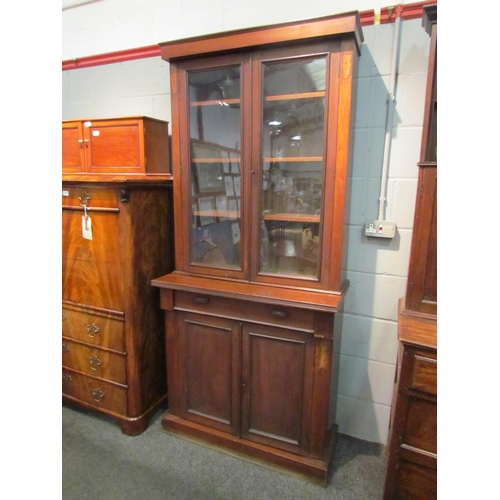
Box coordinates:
[62,181,174,435]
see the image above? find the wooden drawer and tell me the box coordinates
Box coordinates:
[403,396,437,454]
[62,306,125,352]
[396,461,437,500]
[62,186,120,209]
[174,290,316,333]
[62,369,127,415]
[62,339,127,384]
[410,353,437,395]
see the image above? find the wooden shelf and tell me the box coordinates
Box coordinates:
[191,99,240,106]
[265,91,325,101]
[263,213,320,223]
[194,210,240,219]
[193,157,240,163]
[264,156,322,163]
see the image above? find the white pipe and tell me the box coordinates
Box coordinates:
[62,0,100,10]
[378,11,402,221]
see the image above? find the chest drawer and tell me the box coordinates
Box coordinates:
[174,290,316,333]
[410,352,437,395]
[62,339,127,384]
[63,369,127,414]
[62,307,125,352]
[62,186,120,209]
[403,396,437,454]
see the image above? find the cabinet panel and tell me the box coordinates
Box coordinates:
[178,312,241,434]
[62,209,123,311]
[62,121,86,173]
[241,323,314,455]
[87,121,142,173]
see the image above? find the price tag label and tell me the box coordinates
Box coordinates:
[82,215,93,240]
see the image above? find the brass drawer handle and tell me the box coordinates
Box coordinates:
[86,323,100,338]
[62,343,70,354]
[193,296,210,304]
[92,388,104,403]
[62,373,72,384]
[89,356,102,371]
[270,309,289,319]
[62,311,67,321]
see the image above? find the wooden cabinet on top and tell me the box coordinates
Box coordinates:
[62,116,170,177]
[62,179,174,434]
[152,12,362,484]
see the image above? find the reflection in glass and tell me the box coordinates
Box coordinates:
[259,56,327,278]
[188,66,242,270]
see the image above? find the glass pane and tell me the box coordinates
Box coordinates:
[188,66,242,270]
[259,56,327,278]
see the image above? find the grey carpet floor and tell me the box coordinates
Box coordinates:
[62,404,387,500]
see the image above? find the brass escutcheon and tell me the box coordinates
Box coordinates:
[89,356,102,370]
[78,191,91,207]
[92,388,104,403]
[86,323,100,337]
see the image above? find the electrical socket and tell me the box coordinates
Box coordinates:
[365,220,396,239]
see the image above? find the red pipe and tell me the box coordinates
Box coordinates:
[62,1,436,71]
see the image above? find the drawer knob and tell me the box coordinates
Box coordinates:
[62,311,67,321]
[62,373,72,384]
[270,309,289,319]
[92,388,104,403]
[86,323,100,338]
[193,296,210,304]
[62,343,70,354]
[89,356,102,371]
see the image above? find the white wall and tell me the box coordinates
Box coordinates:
[62,2,431,445]
[63,0,388,60]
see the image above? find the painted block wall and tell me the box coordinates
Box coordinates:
[62,8,431,445]
[63,0,386,61]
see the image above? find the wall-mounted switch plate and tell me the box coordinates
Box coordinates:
[365,220,396,239]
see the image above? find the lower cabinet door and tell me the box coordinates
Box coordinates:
[240,323,315,456]
[176,311,315,456]
[177,312,241,435]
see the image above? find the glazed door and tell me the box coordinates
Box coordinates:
[240,323,315,455]
[177,312,242,435]
[251,43,341,289]
[175,54,251,279]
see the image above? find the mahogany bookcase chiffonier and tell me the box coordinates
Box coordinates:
[62,116,174,435]
[151,12,363,484]
[383,4,438,499]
